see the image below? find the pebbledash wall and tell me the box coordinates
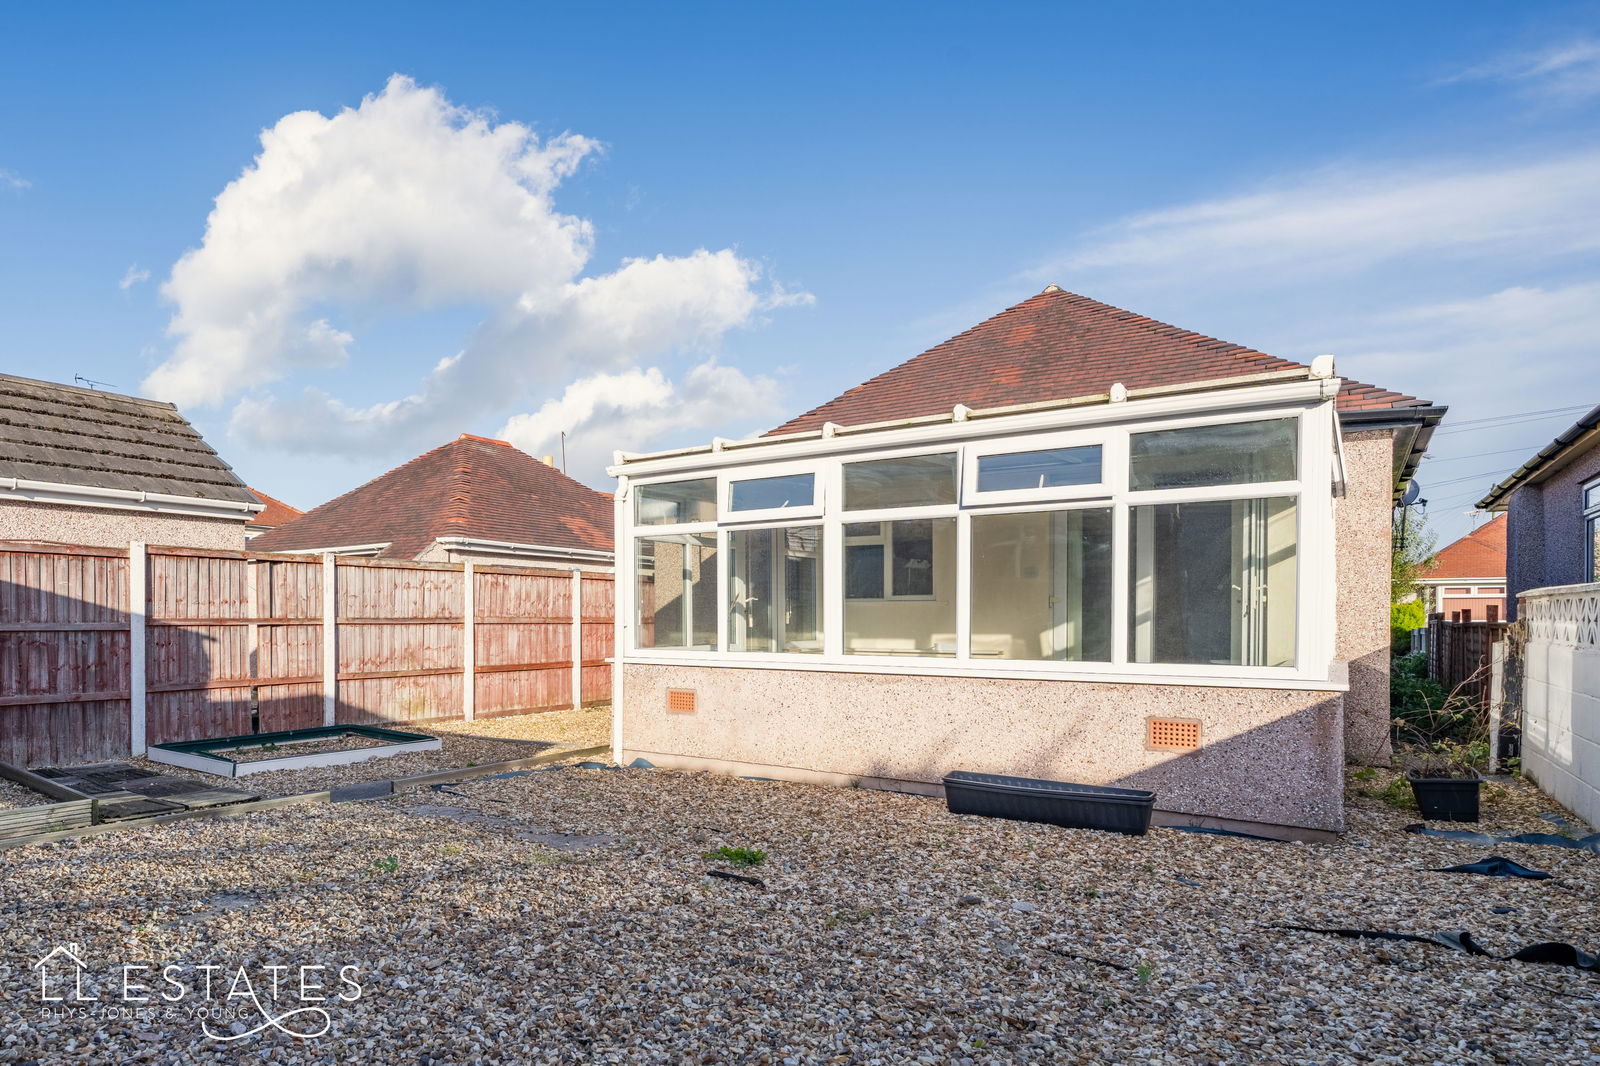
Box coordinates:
[1504,445,1600,621]
[0,500,246,551]
[618,427,1401,838]
[1335,430,1398,765]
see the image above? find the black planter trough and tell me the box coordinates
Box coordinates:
[1407,772,1482,823]
[943,770,1155,836]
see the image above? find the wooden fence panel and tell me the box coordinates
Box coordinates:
[146,551,254,744]
[335,561,464,724]
[1425,613,1509,707]
[581,574,614,705]
[253,556,324,732]
[0,542,613,763]
[474,568,572,717]
[0,546,131,765]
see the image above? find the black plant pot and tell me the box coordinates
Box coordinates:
[1407,773,1482,822]
[943,771,1155,836]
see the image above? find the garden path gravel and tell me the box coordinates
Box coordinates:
[1,763,1596,1064]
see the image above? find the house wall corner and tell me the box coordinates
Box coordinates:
[1335,428,1396,764]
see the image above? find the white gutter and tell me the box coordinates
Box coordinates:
[272,542,391,557]
[433,536,614,564]
[609,373,1340,478]
[0,476,264,521]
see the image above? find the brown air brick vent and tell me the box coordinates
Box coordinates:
[666,689,697,713]
[1147,717,1201,751]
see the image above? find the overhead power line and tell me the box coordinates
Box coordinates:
[1432,403,1593,435]
[1423,465,1520,490]
[1422,444,1542,464]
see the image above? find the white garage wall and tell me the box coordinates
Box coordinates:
[1519,582,1600,830]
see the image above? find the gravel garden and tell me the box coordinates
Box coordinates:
[2,750,1597,1065]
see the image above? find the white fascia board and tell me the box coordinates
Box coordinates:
[609,377,1336,479]
[433,535,614,563]
[0,476,263,522]
[280,542,390,557]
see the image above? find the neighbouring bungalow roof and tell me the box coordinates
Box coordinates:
[1418,514,1507,583]
[250,434,613,561]
[770,288,1432,437]
[245,488,304,529]
[0,373,258,504]
[1477,404,1600,511]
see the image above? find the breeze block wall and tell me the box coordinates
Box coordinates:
[621,663,1347,834]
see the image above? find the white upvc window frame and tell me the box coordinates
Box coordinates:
[615,382,1341,689]
[963,426,1111,506]
[631,527,720,653]
[722,460,825,524]
[724,517,826,655]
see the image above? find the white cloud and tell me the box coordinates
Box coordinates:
[1300,282,1600,516]
[146,75,804,459]
[118,264,150,290]
[498,360,783,477]
[0,168,28,190]
[1439,39,1600,103]
[1327,281,1600,396]
[1042,150,1600,283]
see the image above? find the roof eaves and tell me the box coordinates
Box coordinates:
[1477,404,1600,510]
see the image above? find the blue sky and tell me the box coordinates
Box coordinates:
[2,1,1598,545]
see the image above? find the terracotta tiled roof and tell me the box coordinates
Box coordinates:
[245,488,303,530]
[1419,514,1507,582]
[769,288,1429,435]
[249,434,613,560]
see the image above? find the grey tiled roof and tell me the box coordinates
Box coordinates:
[0,374,257,504]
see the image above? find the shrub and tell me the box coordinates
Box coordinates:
[1390,652,1492,771]
[1390,601,1427,654]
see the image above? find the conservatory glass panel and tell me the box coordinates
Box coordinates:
[726,525,824,653]
[729,472,815,512]
[970,508,1113,661]
[844,518,956,656]
[635,534,719,649]
[976,445,1102,493]
[1129,419,1297,490]
[636,479,717,525]
[1128,497,1298,667]
[843,454,957,510]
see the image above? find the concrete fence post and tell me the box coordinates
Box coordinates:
[462,562,476,722]
[128,540,147,756]
[571,569,584,711]
[322,553,337,727]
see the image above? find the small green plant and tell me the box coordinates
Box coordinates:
[371,855,399,875]
[1351,766,1378,782]
[704,845,767,868]
[970,1037,986,1049]
[1371,776,1416,811]
[439,844,463,856]
[1134,962,1155,983]
[1084,887,1100,899]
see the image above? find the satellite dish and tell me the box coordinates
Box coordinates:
[1401,480,1421,506]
